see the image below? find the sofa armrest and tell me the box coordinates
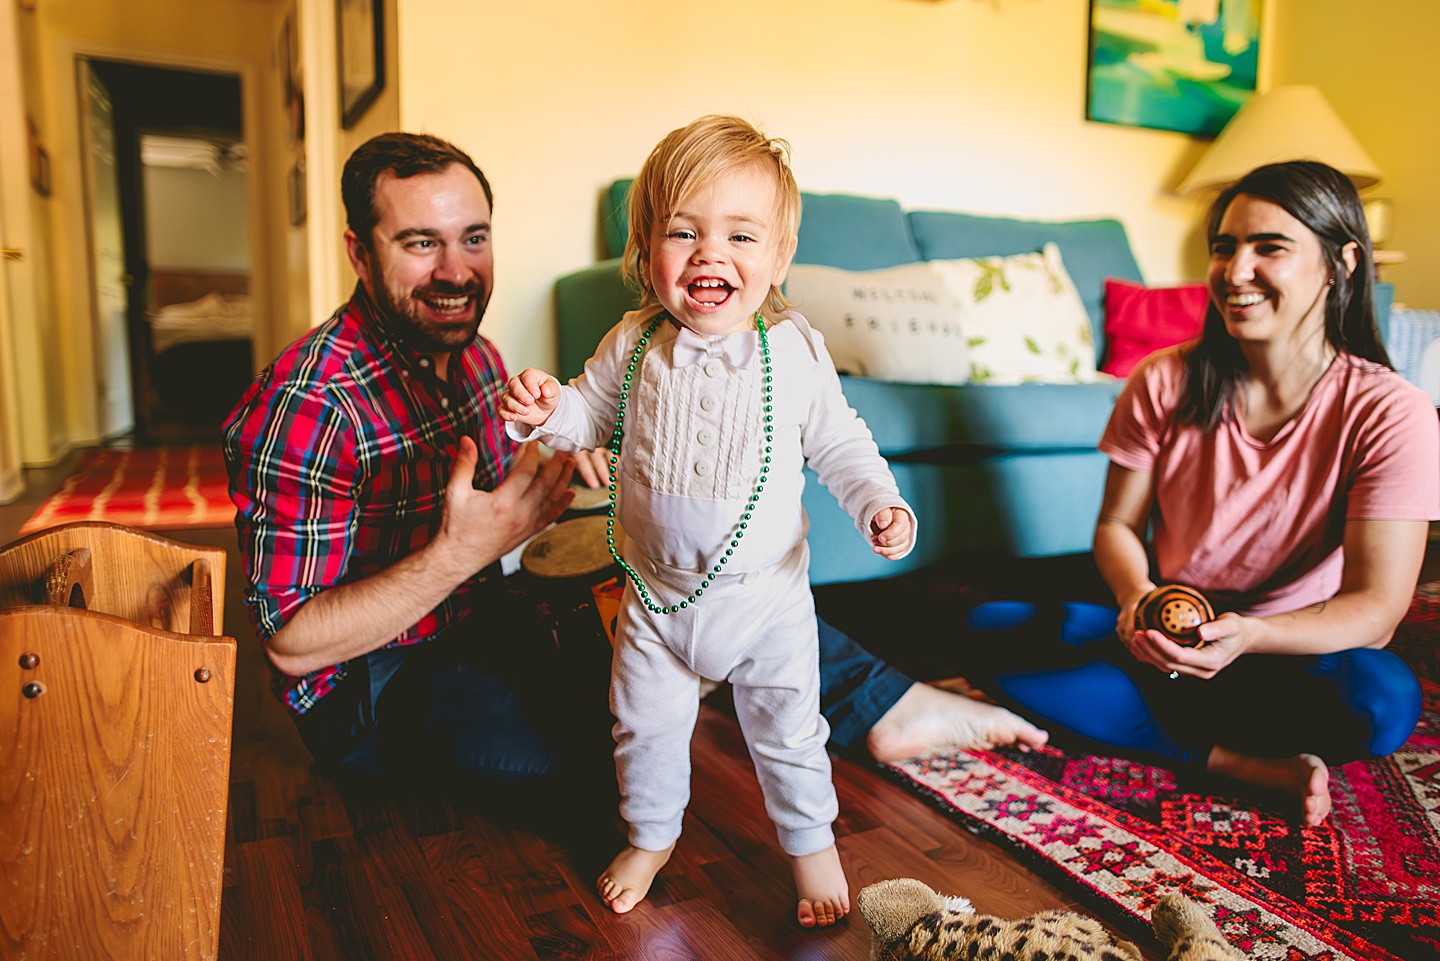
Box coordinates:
[1375,281,1395,345]
[554,259,637,381]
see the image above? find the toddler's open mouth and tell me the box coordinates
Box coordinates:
[688,278,733,308]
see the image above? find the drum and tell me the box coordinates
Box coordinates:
[520,515,627,648]
[1135,583,1214,648]
[565,482,610,514]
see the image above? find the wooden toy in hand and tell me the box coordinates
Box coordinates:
[1135,584,1214,648]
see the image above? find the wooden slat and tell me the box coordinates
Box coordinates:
[0,522,225,633]
[190,557,215,635]
[42,547,92,608]
[0,605,236,960]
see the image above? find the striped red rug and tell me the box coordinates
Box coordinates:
[20,445,234,535]
[887,587,1440,961]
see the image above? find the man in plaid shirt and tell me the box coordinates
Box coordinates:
[224,133,1046,786]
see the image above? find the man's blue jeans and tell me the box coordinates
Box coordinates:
[293,610,913,784]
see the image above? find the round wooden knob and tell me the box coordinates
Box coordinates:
[1135,584,1214,648]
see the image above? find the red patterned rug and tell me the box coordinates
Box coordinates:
[20,445,234,535]
[886,587,1440,961]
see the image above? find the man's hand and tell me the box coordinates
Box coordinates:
[869,507,913,560]
[432,438,576,576]
[500,368,563,426]
[262,439,575,678]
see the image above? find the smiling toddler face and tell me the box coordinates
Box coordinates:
[648,162,794,337]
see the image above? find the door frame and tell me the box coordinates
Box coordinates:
[0,0,43,480]
[46,38,271,449]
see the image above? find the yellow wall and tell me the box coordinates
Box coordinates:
[397,0,1212,371]
[10,2,66,464]
[1269,0,1440,311]
[332,0,400,305]
[28,0,285,452]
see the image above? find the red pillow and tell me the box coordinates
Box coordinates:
[1101,279,1209,378]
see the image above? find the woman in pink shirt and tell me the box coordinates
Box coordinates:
[968,161,1440,826]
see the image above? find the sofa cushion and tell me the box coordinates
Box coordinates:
[785,262,969,384]
[838,376,1125,454]
[981,450,1112,558]
[1100,278,1208,378]
[908,210,1144,356]
[794,192,921,269]
[803,462,1006,584]
[952,381,1124,449]
[931,244,1101,384]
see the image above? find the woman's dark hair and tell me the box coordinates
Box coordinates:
[341,132,493,246]
[1180,160,1390,429]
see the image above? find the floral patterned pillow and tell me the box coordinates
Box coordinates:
[929,243,1102,385]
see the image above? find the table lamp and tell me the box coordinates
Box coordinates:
[1176,85,1382,194]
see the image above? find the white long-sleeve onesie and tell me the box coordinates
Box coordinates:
[510,307,914,855]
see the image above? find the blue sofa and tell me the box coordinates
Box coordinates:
[553,181,1391,586]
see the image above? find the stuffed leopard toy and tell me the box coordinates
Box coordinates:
[858,878,1244,961]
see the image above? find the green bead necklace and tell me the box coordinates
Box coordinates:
[606,310,774,615]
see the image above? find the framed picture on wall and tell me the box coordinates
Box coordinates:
[337,0,384,129]
[278,11,294,109]
[27,116,51,197]
[288,155,307,226]
[1085,0,1260,137]
[280,6,305,144]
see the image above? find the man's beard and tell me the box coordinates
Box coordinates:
[374,279,487,354]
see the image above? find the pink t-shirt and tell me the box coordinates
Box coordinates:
[1100,347,1440,616]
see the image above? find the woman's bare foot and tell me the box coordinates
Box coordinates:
[1207,746,1331,826]
[792,844,849,928]
[597,843,675,914]
[866,682,1049,762]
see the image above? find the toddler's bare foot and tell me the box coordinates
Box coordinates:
[1208,746,1331,826]
[791,844,849,928]
[597,843,675,914]
[866,682,1049,762]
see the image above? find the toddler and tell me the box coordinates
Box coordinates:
[500,115,914,927]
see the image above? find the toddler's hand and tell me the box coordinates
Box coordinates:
[500,369,561,426]
[869,507,912,560]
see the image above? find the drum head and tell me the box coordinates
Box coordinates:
[567,482,610,513]
[521,515,625,579]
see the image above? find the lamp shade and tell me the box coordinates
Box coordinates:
[1176,85,1381,194]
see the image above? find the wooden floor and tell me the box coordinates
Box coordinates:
[0,452,1166,961]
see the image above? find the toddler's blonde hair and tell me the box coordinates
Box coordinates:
[622,114,801,320]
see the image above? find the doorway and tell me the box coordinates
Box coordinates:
[82,59,252,445]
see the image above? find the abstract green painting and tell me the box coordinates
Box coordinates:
[1086,0,1260,137]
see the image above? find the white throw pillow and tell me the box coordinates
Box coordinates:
[929,243,1100,385]
[783,262,969,384]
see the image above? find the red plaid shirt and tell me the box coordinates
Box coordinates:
[223,286,516,715]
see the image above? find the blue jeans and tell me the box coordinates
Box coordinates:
[293,605,913,784]
[967,600,1423,768]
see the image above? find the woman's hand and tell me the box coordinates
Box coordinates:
[1125,612,1252,679]
[1114,583,1156,642]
